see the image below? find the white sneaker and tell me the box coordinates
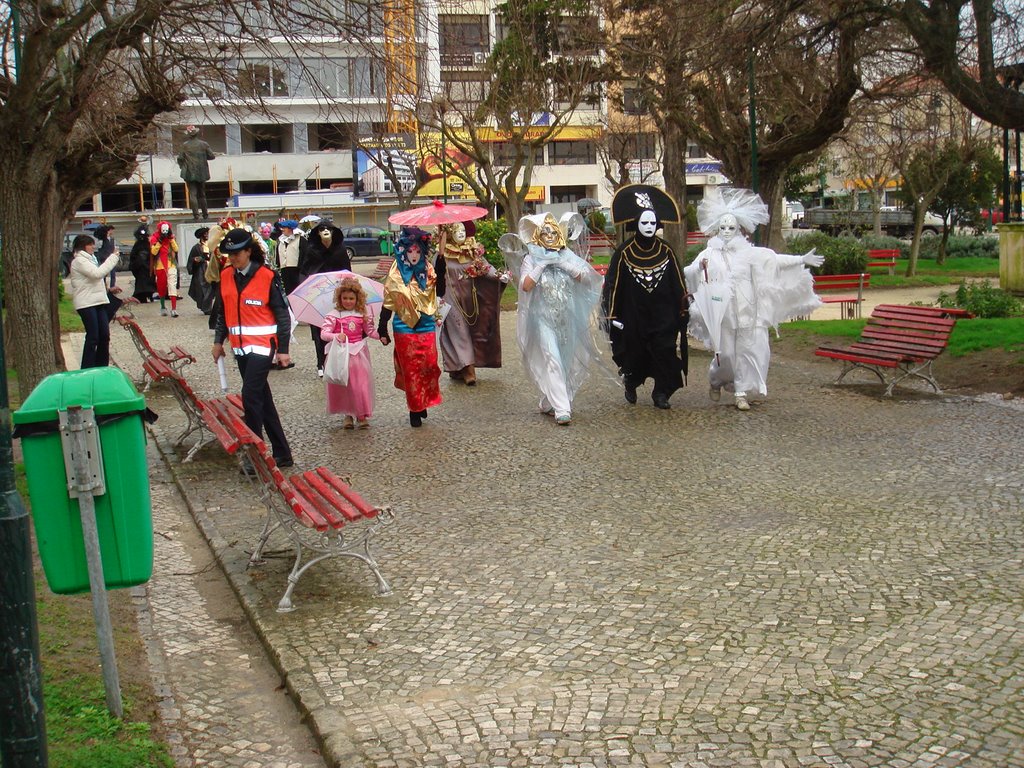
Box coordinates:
[735,395,750,411]
[709,386,721,402]
[160,308,168,317]
[170,310,179,318]
[317,368,324,379]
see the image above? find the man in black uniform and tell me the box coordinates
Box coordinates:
[211,228,293,469]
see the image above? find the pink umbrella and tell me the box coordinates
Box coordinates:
[388,200,488,227]
[288,271,385,327]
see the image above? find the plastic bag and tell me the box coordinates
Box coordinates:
[324,338,349,386]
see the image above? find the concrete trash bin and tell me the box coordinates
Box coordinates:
[12,367,154,594]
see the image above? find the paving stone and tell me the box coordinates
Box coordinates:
[108,273,1024,767]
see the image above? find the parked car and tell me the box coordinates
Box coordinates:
[60,230,91,277]
[340,225,392,260]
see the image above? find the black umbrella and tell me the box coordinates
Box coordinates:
[611,184,681,225]
[576,197,600,212]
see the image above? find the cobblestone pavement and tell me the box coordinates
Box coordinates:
[108,279,1023,768]
[133,445,326,767]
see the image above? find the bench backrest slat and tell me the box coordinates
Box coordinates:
[813,273,869,293]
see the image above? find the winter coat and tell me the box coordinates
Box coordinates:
[70,251,119,310]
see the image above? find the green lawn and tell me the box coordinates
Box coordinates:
[785,316,1024,358]
[870,257,999,287]
[60,294,84,332]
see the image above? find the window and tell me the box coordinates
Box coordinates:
[556,16,600,56]
[550,185,588,204]
[687,142,706,159]
[309,123,356,151]
[549,140,596,165]
[440,14,489,67]
[623,87,646,116]
[441,71,488,106]
[171,125,228,154]
[634,133,657,160]
[553,80,602,111]
[241,124,293,154]
[491,142,544,167]
[238,61,289,97]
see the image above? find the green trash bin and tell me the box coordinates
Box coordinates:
[12,367,153,595]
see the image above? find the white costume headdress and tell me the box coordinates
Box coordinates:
[697,187,770,236]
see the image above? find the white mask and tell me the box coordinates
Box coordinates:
[450,223,466,244]
[717,214,738,243]
[637,210,658,238]
[319,228,332,246]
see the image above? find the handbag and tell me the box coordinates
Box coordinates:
[323,337,350,386]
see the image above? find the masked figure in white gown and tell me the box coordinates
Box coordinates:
[500,213,603,426]
[684,188,823,411]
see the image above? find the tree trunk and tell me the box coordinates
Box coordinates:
[660,120,687,260]
[758,170,784,251]
[905,205,926,277]
[0,151,67,398]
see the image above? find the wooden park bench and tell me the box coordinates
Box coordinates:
[142,356,244,461]
[814,303,972,396]
[369,257,394,281]
[867,248,899,275]
[117,315,195,389]
[200,397,396,612]
[813,273,871,318]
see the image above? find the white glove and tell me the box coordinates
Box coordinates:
[499,270,512,284]
[802,248,824,268]
[527,265,545,284]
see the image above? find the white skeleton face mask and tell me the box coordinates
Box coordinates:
[160,224,170,235]
[449,223,466,244]
[319,228,332,246]
[717,214,738,243]
[637,210,658,238]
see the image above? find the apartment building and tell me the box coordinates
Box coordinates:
[80,0,721,219]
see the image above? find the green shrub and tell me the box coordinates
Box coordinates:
[918,235,999,260]
[786,232,867,275]
[475,218,508,269]
[937,280,1022,318]
[587,210,607,234]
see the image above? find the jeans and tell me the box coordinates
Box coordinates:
[78,304,111,369]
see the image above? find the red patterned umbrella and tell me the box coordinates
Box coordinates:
[388,200,488,227]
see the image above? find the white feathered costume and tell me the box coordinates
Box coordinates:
[684,188,821,401]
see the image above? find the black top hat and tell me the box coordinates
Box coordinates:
[611,184,681,226]
[219,228,253,253]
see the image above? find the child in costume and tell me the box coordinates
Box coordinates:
[376,227,442,428]
[320,278,380,429]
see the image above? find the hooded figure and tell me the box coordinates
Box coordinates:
[297,222,350,374]
[602,206,689,409]
[130,220,156,302]
[187,227,213,313]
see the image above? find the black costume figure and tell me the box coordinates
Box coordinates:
[602,216,688,409]
[130,221,157,302]
[297,223,350,373]
[187,227,213,313]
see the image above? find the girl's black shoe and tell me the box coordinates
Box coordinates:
[409,411,422,427]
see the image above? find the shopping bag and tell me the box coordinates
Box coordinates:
[324,338,350,386]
